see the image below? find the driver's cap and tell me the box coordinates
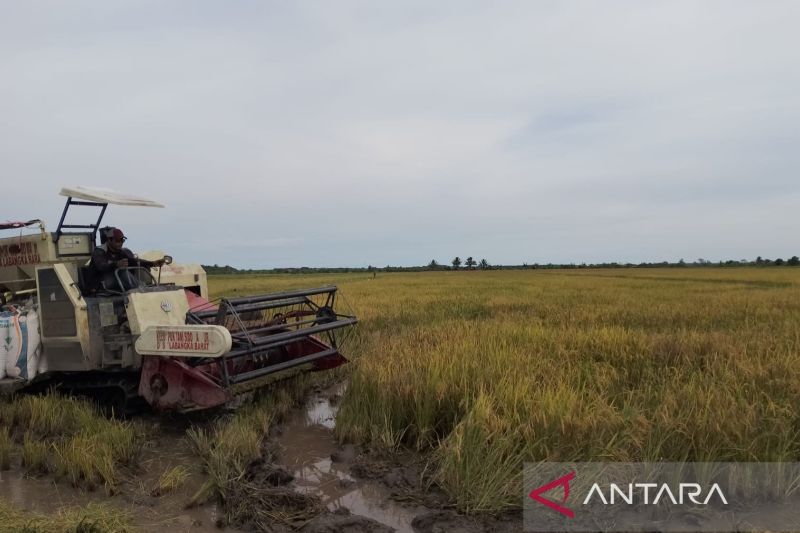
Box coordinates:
[111,228,126,241]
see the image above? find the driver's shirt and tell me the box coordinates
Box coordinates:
[88,244,155,293]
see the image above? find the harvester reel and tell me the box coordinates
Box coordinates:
[178,286,357,409]
[314,306,336,324]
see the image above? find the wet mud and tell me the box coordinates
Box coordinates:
[0,383,522,532]
[271,384,429,532]
[267,384,522,533]
[0,420,237,532]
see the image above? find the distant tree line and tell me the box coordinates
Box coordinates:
[444,256,490,270]
[202,255,800,275]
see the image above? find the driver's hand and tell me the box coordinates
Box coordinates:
[116,259,129,268]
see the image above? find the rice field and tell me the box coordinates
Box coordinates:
[210,267,800,512]
[0,395,140,531]
[0,500,133,533]
[0,394,142,493]
[0,266,796,528]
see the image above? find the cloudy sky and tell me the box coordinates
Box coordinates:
[2,1,798,268]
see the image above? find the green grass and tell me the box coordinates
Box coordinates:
[209,267,800,512]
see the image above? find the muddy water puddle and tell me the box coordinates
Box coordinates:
[0,385,437,532]
[126,422,238,532]
[276,384,428,532]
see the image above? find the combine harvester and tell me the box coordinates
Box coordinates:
[0,187,357,413]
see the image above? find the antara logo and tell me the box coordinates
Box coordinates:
[529,471,576,518]
[529,471,728,518]
[583,483,728,506]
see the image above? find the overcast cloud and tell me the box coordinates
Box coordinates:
[2,1,798,267]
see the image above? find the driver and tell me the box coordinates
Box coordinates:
[88,227,165,293]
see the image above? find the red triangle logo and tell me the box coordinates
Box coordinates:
[528,471,575,518]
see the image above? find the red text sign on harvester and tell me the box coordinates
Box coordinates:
[135,325,231,358]
[156,329,211,351]
[0,242,41,266]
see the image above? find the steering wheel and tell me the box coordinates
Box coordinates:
[114,267,156,292]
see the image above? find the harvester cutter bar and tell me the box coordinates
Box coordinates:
[184,285,357,391]
[226,317,358,355]
[186,316,357,367]
[218,285,337,306]
[227,348,339,384]
[190,296,310,319]
[229,315,321,338]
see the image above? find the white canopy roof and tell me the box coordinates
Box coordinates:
[59,186,165,208]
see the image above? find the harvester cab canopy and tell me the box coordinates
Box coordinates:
[59,186,165,207]
[0,186,166,300]
[55,186,164,248]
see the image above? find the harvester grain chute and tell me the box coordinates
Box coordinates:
[0,187,357,413]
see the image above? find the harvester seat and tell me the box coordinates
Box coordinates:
[77,266,98,296]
